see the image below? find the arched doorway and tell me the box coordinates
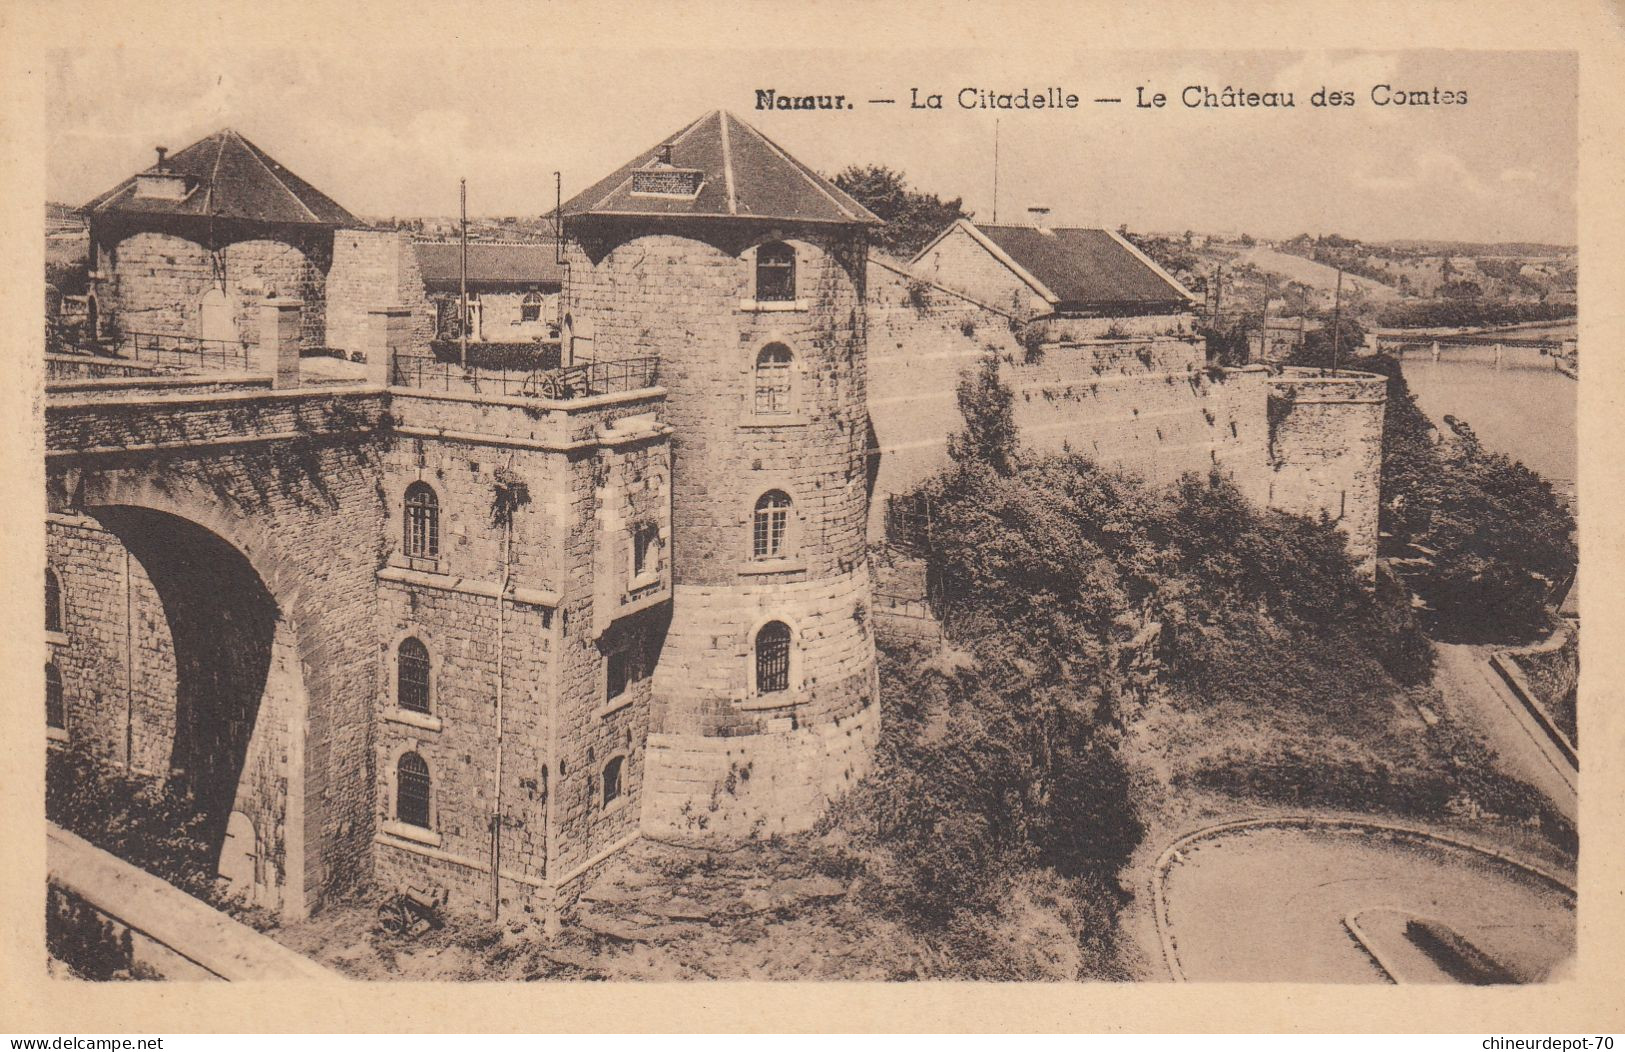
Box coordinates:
[198,287,234,346]
[85,504,307,915]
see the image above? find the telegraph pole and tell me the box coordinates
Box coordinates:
[992,118,1000,224]
[460,177,469,368]
[1330,267,1343,376]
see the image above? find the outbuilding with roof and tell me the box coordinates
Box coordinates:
[910,215,1195,319]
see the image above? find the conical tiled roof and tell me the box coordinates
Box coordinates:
[561,111,879,227]
[81,129,359,228]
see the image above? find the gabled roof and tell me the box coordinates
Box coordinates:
[913,219,1194,309]
[560,110,879,227]
[412,240,564,291]
[81,129,359,228]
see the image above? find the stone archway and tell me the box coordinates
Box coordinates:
[83,503,311,917]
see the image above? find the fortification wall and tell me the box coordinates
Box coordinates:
[46,513,176,774]
[326,229,435,359]
[1265,368,1388,572]
[865,260,1272,535]
[46,387,389,915]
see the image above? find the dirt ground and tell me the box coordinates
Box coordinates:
[270,837,931,982]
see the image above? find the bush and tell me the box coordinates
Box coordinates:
[47,744,220,901]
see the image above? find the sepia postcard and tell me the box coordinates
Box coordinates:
[2,0,1623,1035]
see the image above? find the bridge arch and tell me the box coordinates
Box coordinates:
[81,501,313,915]
[54,468,355,919]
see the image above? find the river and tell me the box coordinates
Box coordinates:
[1396,343,1576,497]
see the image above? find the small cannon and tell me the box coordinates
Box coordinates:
[376,883,449,937]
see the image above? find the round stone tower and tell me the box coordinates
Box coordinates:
[560,111,881,842]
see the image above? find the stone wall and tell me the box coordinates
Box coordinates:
[564,223,878,842]
[46,386,389,917]
[1264,368,1388,572]
[46,513,175,775]
[865,259,1272,536]
[326,230,436,358]
[641,703,878,844]
[98,228,331,350]
[371,386,670,921]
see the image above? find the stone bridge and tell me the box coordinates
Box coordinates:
[45,306,391,918]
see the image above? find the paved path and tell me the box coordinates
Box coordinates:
[1434,643,1577,821]
[1159,823,1574,982]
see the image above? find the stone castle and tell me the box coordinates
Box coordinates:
[45,111,1384,926]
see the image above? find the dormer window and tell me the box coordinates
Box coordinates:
[630,148,705,199]
[756,243,795,302]
[134,171,192,201]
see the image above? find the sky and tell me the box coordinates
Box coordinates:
[46,47,1577,245]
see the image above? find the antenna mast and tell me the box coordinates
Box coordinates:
[459,177,469,368]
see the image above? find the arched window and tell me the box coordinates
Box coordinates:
[755,621,791,694]
[752,491,791,560]
[45,568,62,634]
[404,483,439,560]
[396,752,431,828]
[45,662,64,730]
[602,755,624,807]
[755,242,795,302]
[754,343,793,415]
[520,291,543,323]
[397,637,431,714]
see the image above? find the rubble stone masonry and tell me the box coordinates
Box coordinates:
[564,225,877,842]
[97,228,330,349]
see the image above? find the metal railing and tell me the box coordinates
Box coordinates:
[108,331,254,374]
[390,354,659,401]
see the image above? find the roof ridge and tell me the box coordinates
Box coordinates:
[718,111,738,216]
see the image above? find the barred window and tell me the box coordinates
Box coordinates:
[754,343,793,415]
[404,482,439,560]
[755,621,791,694]
[45,662,65,730]
[521,291,543,323]
[752,490,791,560]
[755,242,795,302]
[602,755,624,807]
[397,637,431,714]
[45,568,62,634]
[397,752,431,828]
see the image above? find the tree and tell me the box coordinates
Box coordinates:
[1362,355,1576,640]
[833,165,971,259]
[946,352,1019,476]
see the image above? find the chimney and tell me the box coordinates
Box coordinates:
[155,146,168,171]
[657,143,674,166]
[1027,206,1052,233]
